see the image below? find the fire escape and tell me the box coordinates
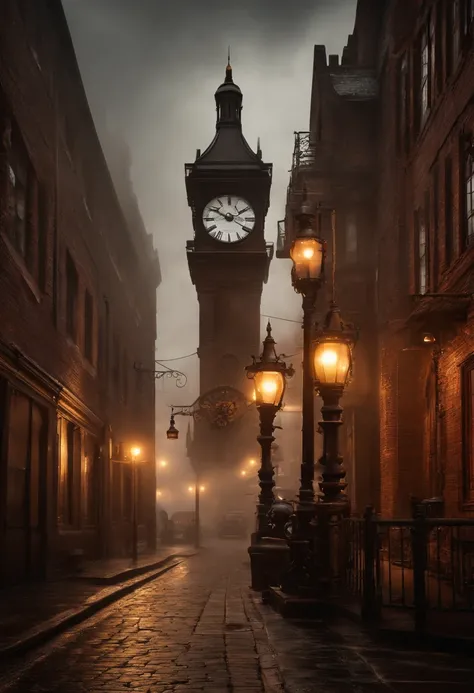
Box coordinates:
[276,132,317,258]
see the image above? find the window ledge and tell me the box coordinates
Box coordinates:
[0,231,41,303]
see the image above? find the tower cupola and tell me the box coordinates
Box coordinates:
[215,51,243,127]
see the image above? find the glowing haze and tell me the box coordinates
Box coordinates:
[62,0,357,513]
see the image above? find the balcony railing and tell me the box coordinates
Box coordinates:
[291,131,316,172]
[277,220,286,254]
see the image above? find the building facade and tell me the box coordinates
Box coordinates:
[280,0,474,518]
[373,0,474,517]
[277,13,381,514]
[0,0,160,585]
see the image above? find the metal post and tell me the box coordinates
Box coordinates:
[281,289,318,593]
[256,406,277,537]
[194,476,200,549]
[318,389,347,503]
[132,463,138,563]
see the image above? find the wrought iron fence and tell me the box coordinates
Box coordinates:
[344,506,474,632]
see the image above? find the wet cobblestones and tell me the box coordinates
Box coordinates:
[0,541,473,692]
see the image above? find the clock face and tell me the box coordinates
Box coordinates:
[202,195,255,244]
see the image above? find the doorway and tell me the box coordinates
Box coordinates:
[3,389,48,584]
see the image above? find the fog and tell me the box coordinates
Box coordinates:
[62,0,357,519]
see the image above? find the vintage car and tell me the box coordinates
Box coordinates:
[169,511,195,543]
[217,511,248,539]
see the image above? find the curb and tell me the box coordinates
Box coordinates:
[0,553,196,660]
[75,552,194,585]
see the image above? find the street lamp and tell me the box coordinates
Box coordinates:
[286,196,325,586]
[246,322,294,537]
[130,446,142,563]
[313,301,357,504]
[166,412,179,440]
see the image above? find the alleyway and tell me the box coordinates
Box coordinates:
[0,541,473,693]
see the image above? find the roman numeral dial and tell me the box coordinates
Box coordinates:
[202,195,256,244]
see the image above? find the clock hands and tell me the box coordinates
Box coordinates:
[209,206,228,219]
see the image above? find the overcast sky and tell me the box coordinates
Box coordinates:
[62,0,357,500]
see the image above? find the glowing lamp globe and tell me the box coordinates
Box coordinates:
[313,341,352,387]
[245,323,294,412]
[290,237,324,281]
[313,302,357,392]
[254,370,286,408]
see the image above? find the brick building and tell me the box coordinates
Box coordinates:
[0,0,160,585]
[276,17,381,513]
[279,0,474,518]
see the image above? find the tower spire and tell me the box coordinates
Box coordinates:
[225,46,233,83]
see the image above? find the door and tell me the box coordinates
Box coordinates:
[4,390,47,584]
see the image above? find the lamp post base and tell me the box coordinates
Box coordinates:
[248,535,290,595]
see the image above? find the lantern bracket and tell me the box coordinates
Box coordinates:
[134,362,187,388]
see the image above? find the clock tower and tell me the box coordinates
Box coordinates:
[185,58,273,479]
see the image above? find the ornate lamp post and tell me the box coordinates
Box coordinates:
[311,301,357,597]
[313,301,357,504]
[283,196,325,590]
[246,323,294,537]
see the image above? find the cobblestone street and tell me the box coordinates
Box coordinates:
[0,541,473,693]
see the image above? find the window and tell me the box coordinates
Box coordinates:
[82,433,98,526]
[434,5,443,94]
[462,357,474,503]
[58,419,79,526]
[420,28,430,121]
[462,0,474,37]
[65,252,78,341]
[452,0,461,68]
[397,54,410,153]
[464,141,474,248]
[123,351,128,404]
[6,129,30,261]
[113,334,120,392]
[37,187,47,291]
[444,156,454,265]
[345,213,357,262]
[432,169,439,289]
[415,209,428,295]
[84,290,94,362]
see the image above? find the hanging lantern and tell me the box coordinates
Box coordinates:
[166,413,179,440]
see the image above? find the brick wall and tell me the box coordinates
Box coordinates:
[374,0,474,517]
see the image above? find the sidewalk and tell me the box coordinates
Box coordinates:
[0,545,195,657]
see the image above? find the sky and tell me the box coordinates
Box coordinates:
[62,0,357,508]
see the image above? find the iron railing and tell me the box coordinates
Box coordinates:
[344,506,474,632]
[277,220,286,254]
[292,131,316,172]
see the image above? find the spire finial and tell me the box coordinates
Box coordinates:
[225,46,233,83]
